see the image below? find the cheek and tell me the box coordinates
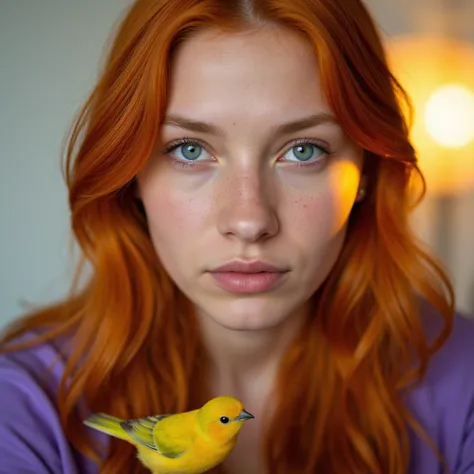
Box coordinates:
[287,183,356,287]
[139,178,210,244]
[288,176,358,240]
[206,421,224,439]
[137,181,206,283]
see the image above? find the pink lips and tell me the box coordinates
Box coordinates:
[208,260,288,294]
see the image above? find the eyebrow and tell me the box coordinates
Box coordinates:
[162,112,340,137]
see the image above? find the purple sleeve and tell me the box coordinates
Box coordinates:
[414,311,474,474]
[458,395,474,473]
[0,351,86,474]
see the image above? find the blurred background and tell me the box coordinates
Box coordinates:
[0,0,473,326]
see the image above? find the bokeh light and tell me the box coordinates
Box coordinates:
[388,36,474,194]
[424,84,474,148]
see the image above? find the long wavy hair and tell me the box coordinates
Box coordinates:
[1,0,454,473]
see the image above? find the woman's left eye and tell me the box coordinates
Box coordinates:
[282,141,330,165]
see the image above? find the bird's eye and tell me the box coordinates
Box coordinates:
[219,416,230,424]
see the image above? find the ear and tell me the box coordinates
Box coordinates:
[355,174,369,202]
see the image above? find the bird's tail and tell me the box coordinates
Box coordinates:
[84,413,130,441]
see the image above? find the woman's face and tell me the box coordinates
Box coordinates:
[137,25,364,331]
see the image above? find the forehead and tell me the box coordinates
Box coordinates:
[166,25,329,120]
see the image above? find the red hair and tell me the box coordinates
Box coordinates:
[1,1,454,473]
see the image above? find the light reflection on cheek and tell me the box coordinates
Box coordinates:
[281,160,361,237]
[326,161,361,228]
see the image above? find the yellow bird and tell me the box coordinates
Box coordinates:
[84,396,254,474]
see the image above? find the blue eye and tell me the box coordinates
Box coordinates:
[283,142,327,163]
[165,139,211,162]
[177,142,203,161]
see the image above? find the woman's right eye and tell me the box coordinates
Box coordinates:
[165,139,212,163]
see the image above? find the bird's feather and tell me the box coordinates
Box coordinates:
[151,411,198,459]
[84,413,130,441]
[120,415,179,456]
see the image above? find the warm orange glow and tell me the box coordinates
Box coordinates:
[424,84,474,148]
[425,84,474,148]
[388,36,474,195]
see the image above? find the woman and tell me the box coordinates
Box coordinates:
[1,0,473,473]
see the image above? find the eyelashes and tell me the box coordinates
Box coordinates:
[282,138,333,166]
[163,136,334,169]
[163,138,213,168]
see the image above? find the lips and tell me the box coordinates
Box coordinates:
[210,260,285,274]
[208,260,288,294]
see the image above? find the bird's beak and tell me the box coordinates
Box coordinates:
[235,410,255,422]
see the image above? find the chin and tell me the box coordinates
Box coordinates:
[203,298,300,332]
[214,315,282,332]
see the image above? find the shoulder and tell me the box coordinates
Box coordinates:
[407,309,474,473]
[0,332,99,474]
[0,331,67,396]
[421,308,474,388]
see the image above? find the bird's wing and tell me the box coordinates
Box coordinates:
[120,415,179,456]
[151,411,197,459]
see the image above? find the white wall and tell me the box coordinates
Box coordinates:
[0,0,132,326]
[1,0,472,328]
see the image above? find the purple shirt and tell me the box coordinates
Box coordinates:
[1,312,474,473]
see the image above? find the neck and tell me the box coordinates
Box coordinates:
[196,304,310,402]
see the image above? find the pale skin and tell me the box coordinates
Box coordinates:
[137,25,365,474]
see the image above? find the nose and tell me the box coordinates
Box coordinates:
[217,170,279,243]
